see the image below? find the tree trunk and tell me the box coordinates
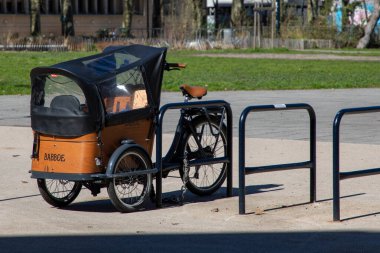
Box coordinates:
[307,0,317,23]
[30,0,41,36]
[357,0,380,48]
[61,0,75,38]
[183,0,193,35]
[192,0,203,32]
[231,0,244,29]
[122,0,133,37]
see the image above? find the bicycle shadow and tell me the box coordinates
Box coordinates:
[162,183,283,204]
[64,183,283,213]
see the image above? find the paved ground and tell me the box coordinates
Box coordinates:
[5,89,380,143]
[2,90,380,252]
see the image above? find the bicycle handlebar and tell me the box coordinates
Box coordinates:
[164,62,187,71]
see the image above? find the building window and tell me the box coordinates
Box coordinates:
[0,0,26,13]
[40,0,47,14]
[6,1,12,13]
[133,0,143,15]
[78,0,90,14]
[48,0,57,14]
[17,0,24,13]
[107,0,113,13]
[98,0,107,14]
[0,0,146,15]
[116,0,123,14]
[88,0,97,14]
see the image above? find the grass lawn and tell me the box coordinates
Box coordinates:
[0,51,92,95]
[167,49,380,90]
[1,49,380,95]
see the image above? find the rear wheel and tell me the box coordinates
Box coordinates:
[179,116,227,196]
[37,179,82,207]
[107,147,152,212]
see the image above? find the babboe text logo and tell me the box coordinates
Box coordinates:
[44,153,65,162]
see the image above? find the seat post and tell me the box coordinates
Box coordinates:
[184,94,190,103]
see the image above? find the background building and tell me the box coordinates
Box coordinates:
[0,0,151,36]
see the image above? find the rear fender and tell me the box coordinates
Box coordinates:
[105,140,151,176]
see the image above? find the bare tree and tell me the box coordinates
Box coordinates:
[122,0,133,37]
[30,0,41,36]
[192,0,203,32]
[307,0,318,23]
[179,0,204,37]
[357,0,380,48]
[231,0,245,28]
[61,0,75,37]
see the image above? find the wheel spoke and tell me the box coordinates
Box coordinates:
[183,118,227,195]
[38,179,81,207]
[108,149,152,212]
[46,180,74,198]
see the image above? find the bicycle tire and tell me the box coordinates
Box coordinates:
[107,147,152,212]
[179,115,227,196]
[37,179,82,207]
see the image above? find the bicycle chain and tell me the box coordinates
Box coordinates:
[180,150,190,205]
[161,150,189,205]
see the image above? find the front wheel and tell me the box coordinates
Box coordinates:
[107,147,152,212]
[179,116,227,196]
[37,179,82,207]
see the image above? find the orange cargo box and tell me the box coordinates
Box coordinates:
[31,133,101,174]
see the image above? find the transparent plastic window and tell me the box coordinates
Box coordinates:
[100,67,148,114]
[42,74,88,113]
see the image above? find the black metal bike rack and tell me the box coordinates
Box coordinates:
[155,100,233,208]
[333,106,380,221]
[239,103,316,214]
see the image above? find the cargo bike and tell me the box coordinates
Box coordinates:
[30,44,232,212]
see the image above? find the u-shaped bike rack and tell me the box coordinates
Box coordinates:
[154,99,380,220]
[155,100,233,208]
[333,106,380,221]
[239,103,317,214]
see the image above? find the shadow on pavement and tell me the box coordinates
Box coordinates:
[0,194,41,202]
[1,231,380,253]
[63,184,283,213]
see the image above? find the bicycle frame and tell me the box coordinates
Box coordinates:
[155,100,233,207]
[161,106,226,174]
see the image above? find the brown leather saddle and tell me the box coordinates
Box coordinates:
[180,84,207,100]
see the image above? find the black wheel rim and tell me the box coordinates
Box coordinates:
[113,151,150,207]
[185,121,226,190]
[44,179,79,202]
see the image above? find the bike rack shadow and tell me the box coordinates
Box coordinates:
[340,211,380,222]
[0,194,41,202]
[238,103,317,214]
[155,100,233,208]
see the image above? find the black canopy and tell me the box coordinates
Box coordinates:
[30,44,167,137]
